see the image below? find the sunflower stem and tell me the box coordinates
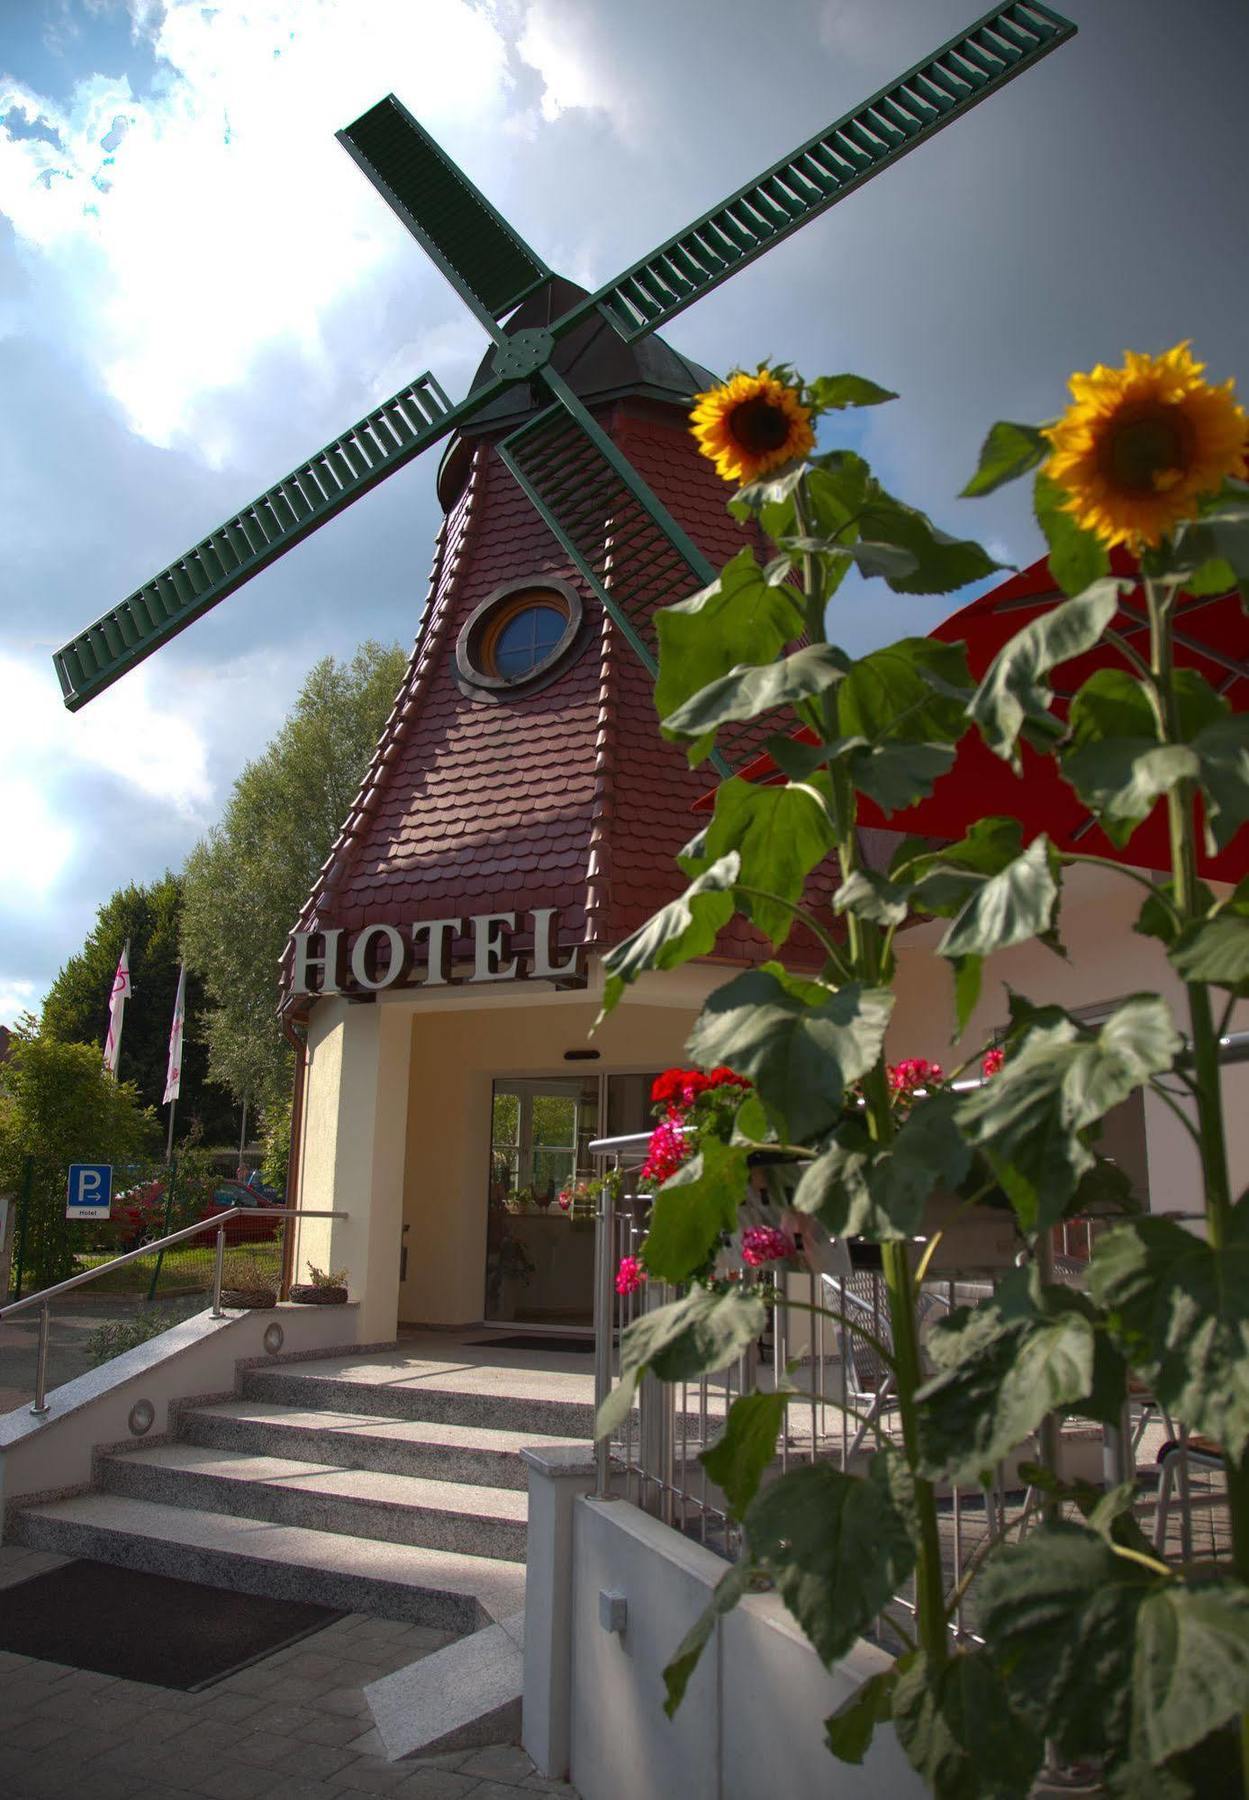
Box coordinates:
[1146,574,1247,1630]
[798,467,948,1675]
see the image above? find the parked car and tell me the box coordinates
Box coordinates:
[200,1181,286,1244]
[110,1177,284,1251]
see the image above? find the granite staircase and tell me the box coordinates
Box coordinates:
[10,1350,596,1634]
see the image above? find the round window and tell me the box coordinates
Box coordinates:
[456,578,582,694]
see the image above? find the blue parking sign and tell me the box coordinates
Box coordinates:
[67,1163,112,1220]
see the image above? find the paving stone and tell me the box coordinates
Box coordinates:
[302,1714,370,1748]
[269,1741,363,1780]
[520,1779,578,1795]
[228,1730,302,1770]
[247,1701,326,1737]
[316,1686,372,1719]
[0,1715,74,1752]
[334,1761,413,1793]
[194,1692,271,1724]
[457,1746,533,1784]
[391,1769,479,1800]
[185,1761,277,1800]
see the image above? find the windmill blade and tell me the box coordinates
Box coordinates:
[54,372,469,711]
[588,2,1075,341]
[338,95,552,334]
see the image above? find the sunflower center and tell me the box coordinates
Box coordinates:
[728,396,792,456]
[1100,402,1194,493]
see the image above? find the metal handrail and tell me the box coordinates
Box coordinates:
[1,1207,347,1418]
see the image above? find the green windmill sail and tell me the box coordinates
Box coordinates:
[53,2,1075,715]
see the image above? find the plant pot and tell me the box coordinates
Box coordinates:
[221,1287,277,1309]
[289,1284,348,1304]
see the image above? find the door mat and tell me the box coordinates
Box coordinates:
[0,1559,344,1690]
[474,1334,594,1354]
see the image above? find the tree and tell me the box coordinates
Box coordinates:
[41,874,234,1143]
[0,1024,158,1288]
[181,641,407,1113]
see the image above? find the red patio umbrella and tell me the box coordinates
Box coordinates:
[696,549,1246,884]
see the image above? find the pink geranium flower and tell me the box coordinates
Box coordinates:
[615,1255,646,1296]
[741,1225,796,1267]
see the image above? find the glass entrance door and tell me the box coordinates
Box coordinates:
[485,1077,600,1327]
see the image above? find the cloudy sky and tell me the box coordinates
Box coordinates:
[1,0,1245,1024]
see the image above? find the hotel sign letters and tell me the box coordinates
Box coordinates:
[292,907,582,996]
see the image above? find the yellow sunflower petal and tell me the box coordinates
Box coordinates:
[689,368,815,486]
[1044,342,1248,550]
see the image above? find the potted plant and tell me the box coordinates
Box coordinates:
[289,1263,349,1304]
[220,1257,278,1310]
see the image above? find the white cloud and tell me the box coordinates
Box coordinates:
[0,0,522,456]
[0,977,39,1028]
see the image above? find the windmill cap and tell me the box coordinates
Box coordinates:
[436,275,716,508]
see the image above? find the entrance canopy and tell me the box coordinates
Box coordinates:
[696,551,1245,883]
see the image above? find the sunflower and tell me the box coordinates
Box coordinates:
[1043,342,1248,550]
[690,368,815,485]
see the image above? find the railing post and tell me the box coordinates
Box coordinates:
[31,1303,50,1416]
[211,1226,227,1317]
[593,1161,617,1499]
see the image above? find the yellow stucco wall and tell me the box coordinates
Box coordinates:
[397,983,722,1327]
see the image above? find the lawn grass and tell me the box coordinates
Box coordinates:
[71,1238,284,1299]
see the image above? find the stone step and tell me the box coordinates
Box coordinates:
[240,1358,598,1438]
[178,1399,584,1490]
[99,1443,530,1562]
[10,1492,526,1632]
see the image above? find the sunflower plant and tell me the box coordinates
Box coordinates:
[594,350,1249,1796]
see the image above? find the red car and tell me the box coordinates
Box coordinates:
[111,1178,284,1251]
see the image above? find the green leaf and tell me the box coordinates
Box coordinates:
[654,549,803,723]
[1192,713,1249,852]
[834,868,911,927]
[981,1524,1249,1775]
[917,1267,1120,1485]
[704,776,835,945]
[893,1647,1042,1800]
[641,1137,749,1284]
[956,996,1182,1230]
[938,835,1060,962]
[793,1091,970,1243]
[825,1666,899,1765]
[808,373,898,412]
[1062,667,1202,846]
[700,1390,789,1519]
[599,853,739,1017]
[1170,497,1249,604]
[1168,905,1249,993]
[1034,471,1111,597]
[841,638,974,744]
[968,579,1124,769]
[851,741,957,815]
[1089,1199,1249,1459]
[905,817,1025,915]
[856,492,1005,596]
[763,732,827,783]
[977,1524,1148,1764]
[743,1451,915,1667]
[661,644,850,760]
[952,954,983,1037]
[596,1285,767,1438]
[662,1558,756,1718]
[1134,1582,1249,1764]
[687,966,893,1141]
[961,420,1048,499]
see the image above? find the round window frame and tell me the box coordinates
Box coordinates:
[455,576,584,695]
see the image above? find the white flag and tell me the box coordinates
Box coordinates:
[103,943,131,1076]
[163,964,186,1106]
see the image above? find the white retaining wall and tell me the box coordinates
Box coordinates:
[524,1469,923,1800]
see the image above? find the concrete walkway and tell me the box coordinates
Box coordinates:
[0,1545,578,1800]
